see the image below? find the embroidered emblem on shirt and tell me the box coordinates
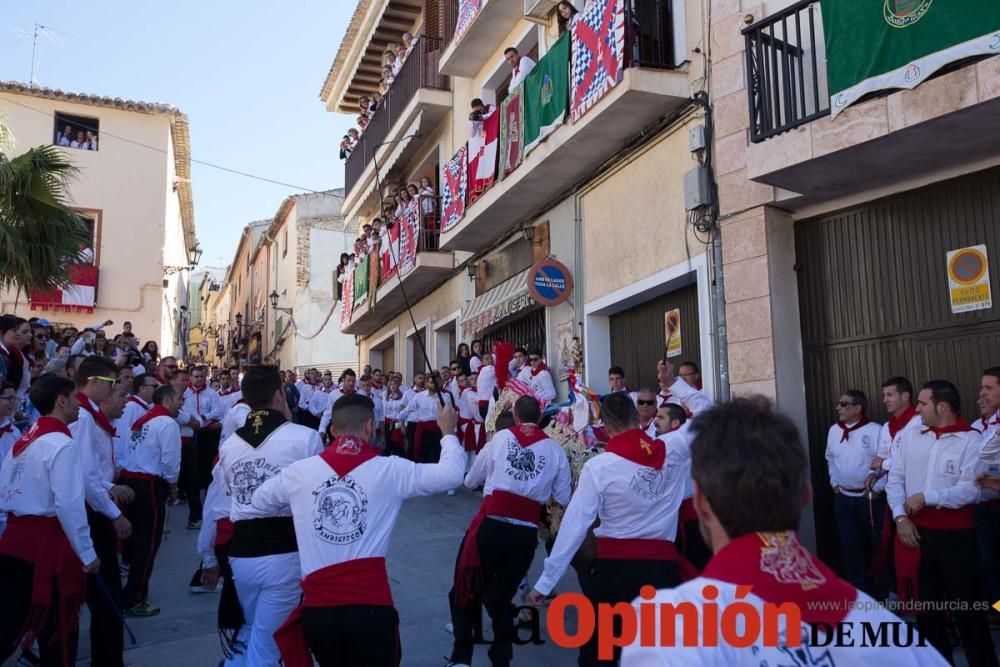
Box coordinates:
[248,410,267,434]
[759,532,826,590]
[629,467,668,500]
[229,458,280,505]
[312,476,368,544]
[505,442,545,481]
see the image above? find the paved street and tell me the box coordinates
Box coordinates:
[65,488,582,666]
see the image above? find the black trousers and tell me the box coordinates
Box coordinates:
[915,527,998,667]
[477,519,538,667]
[448,530,484,665]
[180,437,202,523]
[420,431,443,463]
[84,508,124,667]
[833,493,887,598]
[302,605,400,666]
[121,477,168,607]
[577,557,682,666]
[197,427,221,489]
[0,554,79,666]
[679,518,711,572]
[404,422,417,460]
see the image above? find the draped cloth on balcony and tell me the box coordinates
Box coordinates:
[570,0,625,122]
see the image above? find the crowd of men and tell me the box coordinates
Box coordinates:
[0,319,998,665]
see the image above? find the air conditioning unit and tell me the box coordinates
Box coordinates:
[524,0,559,20]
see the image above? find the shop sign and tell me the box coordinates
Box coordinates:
[461,292,536,338]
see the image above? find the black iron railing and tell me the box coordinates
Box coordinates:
[743,0,830,143]
[344,37,448,196]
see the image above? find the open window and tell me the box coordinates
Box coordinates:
[54,112,100,151]
[75,211,100,265]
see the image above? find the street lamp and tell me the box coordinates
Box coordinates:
[190,244,203,266]
[269,290,292,315]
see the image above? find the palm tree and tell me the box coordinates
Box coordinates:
[0,116,91,296]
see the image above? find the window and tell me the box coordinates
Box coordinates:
[283,228,289,257]
[54,112,100,152]
[73,210,100,265]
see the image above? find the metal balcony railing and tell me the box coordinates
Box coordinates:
[344,37,449,196]
[743,0,830,143]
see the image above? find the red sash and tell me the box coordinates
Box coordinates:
[215,518,235,546]
[275,558,396,667]
[453,490,542,605]
[383,418,405,448]
[0,515,86,652]
[131,404,172,432]
[412,420,441,462]
[605,429,665,469]
[702,531,856,626]
[12,417,71,457]
[596,537,698,580]
[911,505,975,530]
[76,393,116,437]
[458,417,478,452]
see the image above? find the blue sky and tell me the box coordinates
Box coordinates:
[1,0,354,268]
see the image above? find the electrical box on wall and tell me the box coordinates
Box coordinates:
[688,125,707,152]
[684,166,711,210]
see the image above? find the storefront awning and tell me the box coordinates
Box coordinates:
[460,269,537,339]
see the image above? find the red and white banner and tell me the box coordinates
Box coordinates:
[30,264,98,313]
[467,105,499,205]
[380,222,400,282]
[340,269,355,330]
[396,200,421,277]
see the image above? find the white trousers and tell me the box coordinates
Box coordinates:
[227,552,301,667]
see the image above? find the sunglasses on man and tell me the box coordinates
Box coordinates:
[88,375,118,386]
[837,401,857,408]
[636,399,657,407]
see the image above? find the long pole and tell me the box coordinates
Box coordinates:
[30,24,39,84]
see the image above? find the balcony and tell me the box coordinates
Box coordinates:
[342,36,451,216]
[440,0,688,252]
[743,0,1000,201]
[341,204,454,336]
[438,0,526,78]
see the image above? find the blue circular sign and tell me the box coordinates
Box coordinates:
[527,258,573,307]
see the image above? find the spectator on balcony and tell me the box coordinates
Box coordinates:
[371,92,382,113]
[384,47,397,72]
[348,128,360,146]
[357,114,369,131]
[419,177,437,225]
[55,123,73,147]
[339,135,352,160]
[393,43,407,72]
[557,1,579,33]
[381,65,395,93]
[505,47,536,89]
[70,129,88,149]
[402,31,417,57]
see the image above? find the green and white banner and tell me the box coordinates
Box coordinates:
[524,31,570,155]
[822,0,1000,117]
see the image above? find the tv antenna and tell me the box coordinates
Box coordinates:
[19,23,80,85]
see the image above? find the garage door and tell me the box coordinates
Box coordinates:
[796,165,1000,564]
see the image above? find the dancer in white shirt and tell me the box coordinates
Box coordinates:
[183,366,226,529]
[522,349,557,402]
[209,366,323,666]
[254,393,464,666]
[318,370,358,437]
[476,353,498,419]
[114,373,159,465]
[621,397,946,667]
[0,376,98,666]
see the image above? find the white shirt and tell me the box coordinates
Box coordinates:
[464,435,501,495]
[875,411,923,476]
[477,364,497,404]
[318,388,357,434]
[219,389,243,413]
[309,385,335,417]
[457,388,477,421]
[0,419,21,462]
[70,398,121,520]
[621,578,947,666]
[220,402,251,444]
[115,396,151,468]
[469,356,482,374]
[298,381,318,411]
[886,424,981,519]
[523,367,557,402]
[482,427,572,526]
[182,386,225,438]
[197,462,230,568]
[218,420,323,522]
[398,391,453,423]
[401,387,423,413]
[251,435,465,577]
[358,388,383,424]
[381,393,407,423]
[825,421,884,495]
[121,414,182,482]
[510,55,536,88]
[0,426,97,564]
[977,412,1000,501]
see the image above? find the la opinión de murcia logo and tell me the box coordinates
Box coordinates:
[883,0,933,28]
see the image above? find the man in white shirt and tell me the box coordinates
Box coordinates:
[620,396,946,667]
[119,384,183,617]
[824,389,885,597]
[182,365,226,529]
[399,378,455,463]
[114,373,159,465]
[307,371,336,424]
[477,353,498,419]
[256,393,464,666]
[452,396,571,667]
[635,388,658,438]
[505,47,536,89]
[318,369,358,437]
[206,366,323,666]
[220,393,252,444]
[974,366,1000,622]
[888,379,996,665]
[523,349,557,402]
[511,347,529,382]
[0,376,99,666]
[0,382,21,470]
[71,356,132,667]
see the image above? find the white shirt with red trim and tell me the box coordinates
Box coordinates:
[524,367,557,402]
[398,391,453,424]
[482,428,572,526]
[477,364,498,404]
[875,412,922,476]
[0,429,96,564]
[70,398,121,520]
[219,421,323,522]
[887,426,981,520]
[250,435,465,576]
[457,388,477,421]
[825,421,884,496]
[219,389,243,413]
[181,385,224,437]
[115,396,150,466]
[121,414,182,482]
[308,385,335,418]
[381,393,407,423]
[220,402,252,443]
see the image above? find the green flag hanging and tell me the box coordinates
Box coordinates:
[822,0,1000,117]
[524,31,570,155]
[353,255,369,305]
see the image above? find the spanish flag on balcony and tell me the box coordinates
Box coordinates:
[29,264,98,313]
[823,0,1000,117]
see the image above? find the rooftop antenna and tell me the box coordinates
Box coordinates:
[27,23,80,86]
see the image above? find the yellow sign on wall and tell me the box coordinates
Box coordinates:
[664,308,683,358]
[946,244,992,314]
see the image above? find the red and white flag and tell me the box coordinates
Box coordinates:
[30,264,98,313]
[467,105,499,205]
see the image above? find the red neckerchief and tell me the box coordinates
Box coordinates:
[606,428,666,469]
[76,393,116,436]
[703,531,856,626]
[922,417,974,439]
[188,382,208,414]
[509,423,547,448]
[12,417,71,457]
[477,363,492,377]
[530,362,548,377]
[128,396,150,410]
[836,417,870,443]
[639,417,655,433]
[131,404,172,432]
[320,435,378,477]
[887,405,917,440]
